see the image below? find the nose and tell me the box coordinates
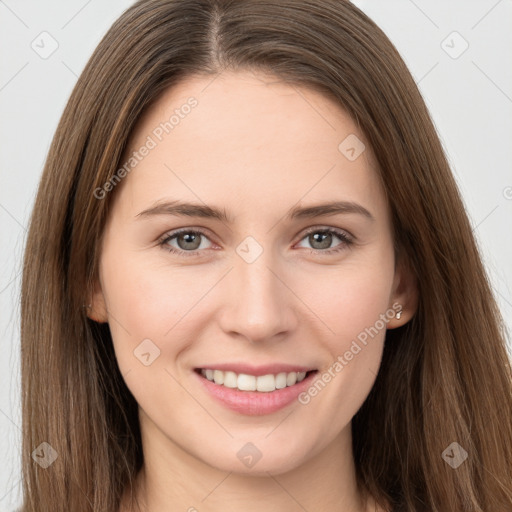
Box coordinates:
[217,248,298,344]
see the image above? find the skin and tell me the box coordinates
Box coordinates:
[89,70,417,512]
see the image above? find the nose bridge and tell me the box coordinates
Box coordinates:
[220,241,295,342]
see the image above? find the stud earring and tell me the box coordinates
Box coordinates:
[396,310,402,320]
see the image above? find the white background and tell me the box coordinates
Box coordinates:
[1,0,511,508]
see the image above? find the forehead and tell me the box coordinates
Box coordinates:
[114,70,385,219]
[133,70,363,155]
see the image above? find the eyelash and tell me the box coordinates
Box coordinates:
[157,226,354,258]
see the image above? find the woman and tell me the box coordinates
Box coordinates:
[20,0,512,511]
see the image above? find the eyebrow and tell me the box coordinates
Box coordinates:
[135,199,374,223]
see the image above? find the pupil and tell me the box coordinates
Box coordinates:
[311,232,331,249]
[179,233,200,250]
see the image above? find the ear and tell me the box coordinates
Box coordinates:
[387,253,418,329]
[85,277,109,323]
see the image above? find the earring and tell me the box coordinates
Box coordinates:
[396,310,402,320]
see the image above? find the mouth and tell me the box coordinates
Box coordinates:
[193,366,319,415]
[194,368,318,392]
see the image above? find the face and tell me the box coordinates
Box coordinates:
[90,70,413,476]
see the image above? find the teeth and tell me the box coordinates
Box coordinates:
[223,371,238,388]
[213,369,224,385]
[238,373,256,391]
[275,372,287,389]
[286,372,297,386]
[256,374,275,392]
[200,368,309,392]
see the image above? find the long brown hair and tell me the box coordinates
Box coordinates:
[20,0,512,510]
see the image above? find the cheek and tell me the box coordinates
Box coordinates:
[99,251,200,372]
[327,273,392,343]
[314,270,390,383]
[297,250,394,426]
[310,249,395,348]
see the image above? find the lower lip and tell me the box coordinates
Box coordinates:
[193,370,318,416]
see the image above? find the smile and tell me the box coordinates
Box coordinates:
[197,368,313,392]
[193,366,319,415]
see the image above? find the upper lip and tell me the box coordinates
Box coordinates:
[195,363,316,377]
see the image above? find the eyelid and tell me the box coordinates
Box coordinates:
[158,225,355,257]
[157,227,217,253]
[298,225,355,242]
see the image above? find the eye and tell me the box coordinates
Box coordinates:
[295,227,353,254]
[158,226,353,257]
[158,229,213,257]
